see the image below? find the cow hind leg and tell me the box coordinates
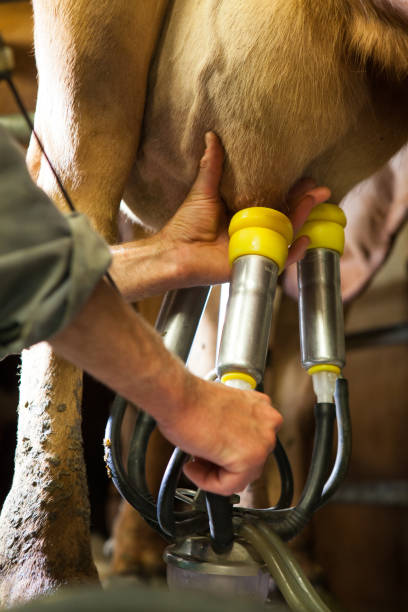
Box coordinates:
[0,1,170,604]
[0,346,97,605]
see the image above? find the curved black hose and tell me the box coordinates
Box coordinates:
[318,378,351,507]
[273,436,294,509]
[248,380,294,512]
[157,447,209,538]
[295,402,335,512]
[157,447,187,536]
[258,401,336,540]
[205,493,234,554]
[107,397,203,539]
[239,378,349,536]
[104,395,159,529]
[234,435,294,519]
[127,410,156,497]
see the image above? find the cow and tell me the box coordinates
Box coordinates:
[1,0,408,606]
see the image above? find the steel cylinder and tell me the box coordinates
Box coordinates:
[155,286,211,362]
[298,248,345,370]
[217,254,279,384]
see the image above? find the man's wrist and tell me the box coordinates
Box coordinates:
[109,234,184,300]
[125,332,193,428]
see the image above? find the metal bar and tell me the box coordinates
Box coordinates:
[331,480,408,507]
[155,286,211,363]
[345,322,408,351]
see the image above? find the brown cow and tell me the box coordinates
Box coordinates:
[1,0,408,606]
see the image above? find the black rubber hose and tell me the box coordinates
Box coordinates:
[127,410,156,497]
[157,447,209,539]
[205,493,234,554]
[104,395,159,528]
[109,397,201,532]
[273,436,294,509]
[318,378,351,507]
[258,402,336,540]
[244,379,294,513]
[234,435,294,519]
[157,447,187,536]
[296,402,335,512]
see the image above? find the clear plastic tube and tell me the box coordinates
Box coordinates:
[312,370,338,403]
[240,522,330,612]
[224,379,253,390]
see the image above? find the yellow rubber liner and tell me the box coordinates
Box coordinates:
[228,207,293,272]
[296,203,347,255]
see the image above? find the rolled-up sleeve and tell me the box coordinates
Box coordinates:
[0,126,112,358]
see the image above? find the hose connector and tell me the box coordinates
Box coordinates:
[217,207,292,387]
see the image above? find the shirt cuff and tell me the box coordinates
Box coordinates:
[0,213,111,357]
[61,213,112,329]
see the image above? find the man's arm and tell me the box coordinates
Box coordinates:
[0,125,111,357]
[49,277,282,495]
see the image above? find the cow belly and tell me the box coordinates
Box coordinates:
[124,0,408,228]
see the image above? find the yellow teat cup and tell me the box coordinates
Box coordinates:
[228,207,293,273]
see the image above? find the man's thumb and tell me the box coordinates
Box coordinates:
[190,132,224,198]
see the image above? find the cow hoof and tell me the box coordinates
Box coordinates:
[110,503,166,581]
[109,545,166,582]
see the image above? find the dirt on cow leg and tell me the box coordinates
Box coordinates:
[0,343,98,606]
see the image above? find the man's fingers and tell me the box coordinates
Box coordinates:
[286,177,317,202]
[286,235,310,267]
[190,132,224,199]
[183,459,261,496]
[289,186,331,235]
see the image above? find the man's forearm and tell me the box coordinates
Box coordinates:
[110,236,184,301]
[49,272,283,497]
[49,279,187,423]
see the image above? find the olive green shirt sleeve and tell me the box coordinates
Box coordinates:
[0,126,112,358]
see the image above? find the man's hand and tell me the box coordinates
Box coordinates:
[156,373,283,495]
[158,132,230,286]
[111,132,331,300]
[285,178,331,266]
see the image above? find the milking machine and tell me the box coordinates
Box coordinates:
[105,203,351,611]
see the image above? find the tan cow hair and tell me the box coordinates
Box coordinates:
[128,0,408,225]
[347,0,408,73]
